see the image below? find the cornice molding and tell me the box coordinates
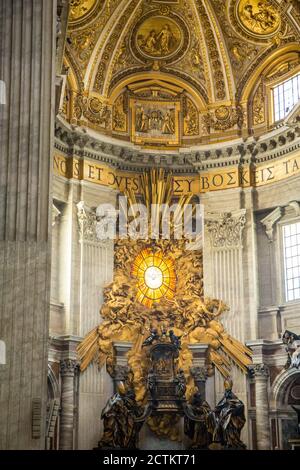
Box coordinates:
[55,109,300,174]
[261,207,283,242]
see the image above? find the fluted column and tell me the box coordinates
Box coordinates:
[0,0,56,449]
[250,364,271,450]
[59,359,78,450]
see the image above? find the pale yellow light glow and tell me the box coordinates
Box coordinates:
[144,266,163,289]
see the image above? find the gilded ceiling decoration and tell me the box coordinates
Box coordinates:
[69,0,97,22]
[236,0,281,38]
[134,15,185,61]
[62,0,300,149]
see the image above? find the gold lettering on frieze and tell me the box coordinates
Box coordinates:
[84,161,141,192]
[254,153,300,187]
[54,154,72,178]
[173,177,200,195]
[54,152,300,194]
[199,168,240,192]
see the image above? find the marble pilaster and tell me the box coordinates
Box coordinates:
[0,0,56,450]
[202,190,255,446]
[73,194,115,449]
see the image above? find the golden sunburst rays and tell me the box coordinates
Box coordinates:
[124,168,195,240]
[131,247,176,308]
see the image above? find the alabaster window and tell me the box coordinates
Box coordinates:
[283,222,300,302]
[273,73,300,122]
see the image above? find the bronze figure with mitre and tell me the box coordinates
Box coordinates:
[209,378,246,449]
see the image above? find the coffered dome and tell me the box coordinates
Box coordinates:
[61,0,300,149]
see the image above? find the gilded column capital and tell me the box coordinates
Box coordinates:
[60,359,78,377]
[249,363,270,378]
[205,209,246,248]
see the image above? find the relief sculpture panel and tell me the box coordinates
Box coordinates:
[236,0,281,38]
[131,99,180,146]
[136,17,182,59]
[131,11,190,65]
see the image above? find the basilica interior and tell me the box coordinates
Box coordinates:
[1,0,300,451]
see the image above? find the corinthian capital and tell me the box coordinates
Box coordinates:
[205,209,246,248]
[60,359,78,377]
[77,201,115,244]
[77,201,98,243]
[249,363,270,378]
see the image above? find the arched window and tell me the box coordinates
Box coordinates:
[273,73,300,122]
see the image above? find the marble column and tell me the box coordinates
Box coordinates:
[0,0,56,450]
[188,344,209,401]
[250,364,271,450]
[59,359,78,450]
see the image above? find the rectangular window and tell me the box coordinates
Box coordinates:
[0,80,6,105]
[273,73,300,122]
[283,222,300,302]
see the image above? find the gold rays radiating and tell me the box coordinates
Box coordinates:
[125,169,195,240]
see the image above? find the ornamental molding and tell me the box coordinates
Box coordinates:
[55,109,300,173]
[288,200,300,216]
[260,207,283,242]
[52,204,61,227]
[261,201,300,242]
[205,209,246,249]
